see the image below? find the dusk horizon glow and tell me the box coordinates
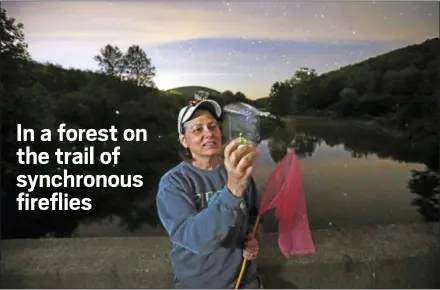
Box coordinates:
[3,1,439,99]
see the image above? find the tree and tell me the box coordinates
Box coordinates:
[268,68,318,116]
[93,44,125,78]
[94,44,156,87]
[269,81,292,116]
[383,66,424,95]
[333,87,359,117]
[234,91,248,103]
[286,67,317,87]
[288,68,318,113]
[0,8,30,62]
[0,7,30,91]
[220,90,236,105]
[123,45,156,87]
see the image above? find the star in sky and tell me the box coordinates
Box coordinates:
[3,1,438,99]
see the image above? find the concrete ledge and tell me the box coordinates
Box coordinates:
[1,222,439,288]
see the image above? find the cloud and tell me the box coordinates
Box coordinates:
[151,37,414,74]
[5,1,438,49]
[2,1,437,99]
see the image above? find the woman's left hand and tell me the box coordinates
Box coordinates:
[242,233,259,261]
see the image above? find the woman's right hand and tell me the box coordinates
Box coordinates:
[224,138,257,198]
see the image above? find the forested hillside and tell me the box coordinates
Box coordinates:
[265,40,439,221]
[268,39,438,129]
[0,7,275,238]
[1,7,437,238]
[267,39,439,169]
[1,8,188,238]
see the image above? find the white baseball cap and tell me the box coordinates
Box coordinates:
[177,99,222,134]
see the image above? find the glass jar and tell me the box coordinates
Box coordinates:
[222,103,261,146]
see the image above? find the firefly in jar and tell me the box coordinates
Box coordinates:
[222,102,261,148]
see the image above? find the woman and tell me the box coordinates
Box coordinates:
[156,98,263,289]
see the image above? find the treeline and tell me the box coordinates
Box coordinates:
[0,7,277,238]
[1,7,438,238]
[1,8,192,238]
[265,39,439,170]
[266,39,438,132]
[263,39,439,220]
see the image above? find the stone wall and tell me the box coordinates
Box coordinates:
[2,222,439,288]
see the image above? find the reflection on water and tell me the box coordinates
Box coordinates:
[2,117,438,239]
[256,117,438,232]
[255,140,426,231]
[408,170,439,222]
[75,117,437,237]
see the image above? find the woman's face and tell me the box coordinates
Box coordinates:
[180,109,222,159]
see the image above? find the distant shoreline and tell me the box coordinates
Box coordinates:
[280,115,406,138]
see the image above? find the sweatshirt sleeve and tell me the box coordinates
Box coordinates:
[156,173,245,255]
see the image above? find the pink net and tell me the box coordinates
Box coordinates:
[259,152,315,258]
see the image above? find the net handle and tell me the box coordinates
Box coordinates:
[234,214,262,289]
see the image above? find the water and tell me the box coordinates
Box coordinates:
[256,117,438,232]
[253,140,425,232]
[2,117,437,239]
[75,117,433,237]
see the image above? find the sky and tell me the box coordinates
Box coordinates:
[3,1,439,99]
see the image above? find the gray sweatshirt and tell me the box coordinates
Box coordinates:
[156,161,261,288]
